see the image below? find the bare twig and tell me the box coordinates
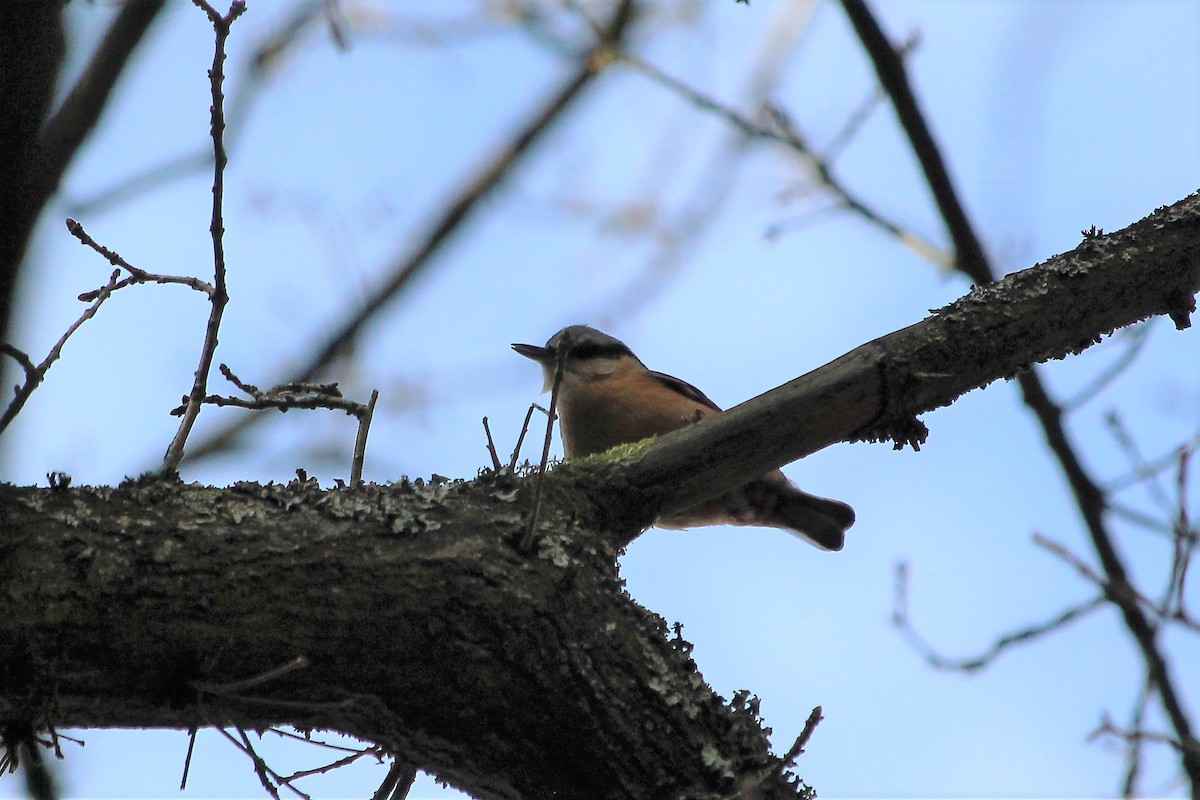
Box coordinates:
[180,0,636,466]
[482,416,503,471]
[66,218,215,297]
[892,561,1107,672]
[820,32,919,162]
[1034,534,1200,635]
[732,705,823,799]
[1105,410,1175,516]
[180,729,197,790]
[1062,322,1153,411]
[1091,714,1189,755]
[614,53,948,268]
[1170,447,1196,617]
[520,333,570,553]
[162,0,246,474]
[350,389,379,486]
[1118,674,1155,798]
[508,404,538,471]
[175,364,378,484]
[781,706,824,765]
[0,268,122,434]
[238,726,295,800]
[277,746,383,783]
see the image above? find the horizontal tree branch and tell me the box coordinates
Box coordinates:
[0,476,808,800]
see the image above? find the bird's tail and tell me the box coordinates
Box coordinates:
[766,486,855,551]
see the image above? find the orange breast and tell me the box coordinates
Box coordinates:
[557,366,713,458]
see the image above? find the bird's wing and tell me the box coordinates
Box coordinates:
[648,370,723,412]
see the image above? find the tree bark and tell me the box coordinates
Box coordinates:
[0,476,803,800]
[0,193,1197,799]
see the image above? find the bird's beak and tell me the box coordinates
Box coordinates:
[512,342,559,392]
[511,343,555,364]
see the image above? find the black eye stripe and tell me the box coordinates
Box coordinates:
[566,342,631,360]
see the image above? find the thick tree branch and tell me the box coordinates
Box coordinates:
[0,1,167,345]
[0,476,807,800]
[609,194,1199,530]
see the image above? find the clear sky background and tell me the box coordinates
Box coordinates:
[3,1,1198,798]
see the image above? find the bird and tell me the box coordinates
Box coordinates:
[512,325,854,550]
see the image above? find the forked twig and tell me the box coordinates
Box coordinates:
[67,218,215,298]
[892,560,1107,671]
[162,0,246,473]
[0,268,122,435]
[174,365,379,485]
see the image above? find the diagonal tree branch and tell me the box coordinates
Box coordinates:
[0,1,168,347]
[611,193,1199,531]
[37,1,169,210]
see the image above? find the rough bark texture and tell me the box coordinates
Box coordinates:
[0,474,802,800]
[621,193,1200,522]
[0,193,1197,798]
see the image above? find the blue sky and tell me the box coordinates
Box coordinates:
[4,1,1198,797]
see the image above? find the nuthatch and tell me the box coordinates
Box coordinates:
[512,325,854,550]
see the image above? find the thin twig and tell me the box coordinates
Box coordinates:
[508,404,538,471]
[162,0,246,474]
[278,747,381,783]
[1170,447,1196,617]
[0,268,122,435]
[350,389,379,486]
[1062,322,1153,411]
[893,560,1108,671]
[520,334,570,553]
[66,218,215,297]
[781,706,824,765]
[1105,410,1174,516]
[180,729,197,790]
[482,416,503,471]
[1034,534,1200,635]
[614,53,948,268]
[1091,714,1189,755]
[237,726,296,800]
